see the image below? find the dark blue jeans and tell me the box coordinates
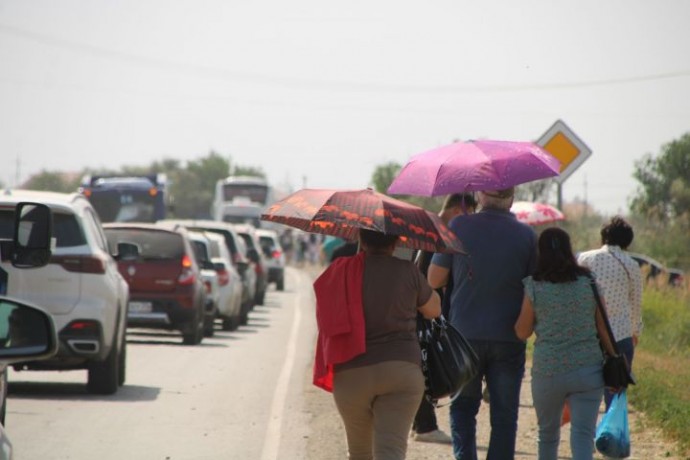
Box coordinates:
[449,340,526,460]
[604,337,635,410]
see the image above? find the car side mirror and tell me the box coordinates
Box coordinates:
[11,202,53,269]
[247,248,260,264]
[213,261,226,272]
[0,299,57,364]
[236,260,249,276]
[115,242,140,261]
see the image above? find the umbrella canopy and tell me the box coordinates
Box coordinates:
[260,188,464,253]
[387,140,561,197]
[510,201,565,226]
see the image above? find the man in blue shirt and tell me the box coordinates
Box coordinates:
[428,188,537,460]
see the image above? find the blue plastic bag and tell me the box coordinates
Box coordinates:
[595,390,631,458]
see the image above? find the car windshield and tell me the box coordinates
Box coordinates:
[104,228,184,259]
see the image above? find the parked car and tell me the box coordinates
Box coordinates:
[187,231,221,337]
[667,268,685,287]
[103,223,207,345]
[628,252,684,287]
[255,228,286,291]
[232,224,269,305]
[203,232,243,331]
[160,220,256,324]
[0,191,129,395]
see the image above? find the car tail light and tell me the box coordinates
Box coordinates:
[52,255,107,274]
[272,249,282,260]
[178,255,196,285]
[216,269,230,286]
[203,280,212,294]
[64,320,101,336]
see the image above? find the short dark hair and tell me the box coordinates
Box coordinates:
[359,229,398,249]
[443,193,477,211]
[601,216,634,249]
[533,227,590,283]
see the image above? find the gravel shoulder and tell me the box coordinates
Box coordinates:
[299,265,682,459]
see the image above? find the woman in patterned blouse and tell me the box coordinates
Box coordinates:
[577,216,643,409]
[515,227,617,460]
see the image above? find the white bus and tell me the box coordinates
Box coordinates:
[212,176,274,226]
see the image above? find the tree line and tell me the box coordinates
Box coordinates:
[8,132,690,269]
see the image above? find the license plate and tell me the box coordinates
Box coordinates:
[129,301,153,313]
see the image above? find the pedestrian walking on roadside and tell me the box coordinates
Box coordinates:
[577,216,643,410]
[515,227,619,460]
[411,192,476,445]
[313,229,441,460]
[428,187,537,460]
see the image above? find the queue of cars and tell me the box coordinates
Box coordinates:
[0,190,287,398]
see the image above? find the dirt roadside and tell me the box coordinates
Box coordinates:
[299,265,683,459]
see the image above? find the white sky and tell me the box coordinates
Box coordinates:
[1,0,689,214]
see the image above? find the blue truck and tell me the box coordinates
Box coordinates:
[79,174,170,223]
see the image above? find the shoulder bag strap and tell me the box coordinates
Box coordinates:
[587,274,621,356]
[608,249,632,281]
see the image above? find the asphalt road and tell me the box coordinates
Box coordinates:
[5,266,318,460]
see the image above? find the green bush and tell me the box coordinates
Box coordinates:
[628,285,690,455]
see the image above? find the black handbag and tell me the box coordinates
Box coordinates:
[588,277,636,388]
[417,315,479,402]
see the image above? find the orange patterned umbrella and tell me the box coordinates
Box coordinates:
[261,188,464,253]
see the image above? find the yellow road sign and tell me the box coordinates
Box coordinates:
[536,120,591,184]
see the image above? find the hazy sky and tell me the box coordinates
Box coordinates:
[1,0,689,214]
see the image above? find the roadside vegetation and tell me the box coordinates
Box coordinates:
[629,281,690,456]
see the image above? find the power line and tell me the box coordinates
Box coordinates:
[2,22,690,94]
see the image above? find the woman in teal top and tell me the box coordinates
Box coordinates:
[515,227,617,460]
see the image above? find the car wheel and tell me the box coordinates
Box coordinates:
[222,316,239,331]
[87,335,119,395]
[118,332,127,386]
[182,308,204,345]
[277,277,285,291]
[203,314,215,338]
[255,289,266,306]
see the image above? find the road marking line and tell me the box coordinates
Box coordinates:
[261,270,303,460]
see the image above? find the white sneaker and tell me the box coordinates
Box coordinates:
[413,429,453,444]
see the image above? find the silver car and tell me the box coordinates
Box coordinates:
[255,229,286,291]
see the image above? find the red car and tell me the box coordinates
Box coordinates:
[103,223,207,345]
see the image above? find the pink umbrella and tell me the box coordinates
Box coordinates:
[510,201,565,226]
[387,140,561,196]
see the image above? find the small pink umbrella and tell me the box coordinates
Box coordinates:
[510,201,565,226]
[387,140,561,196]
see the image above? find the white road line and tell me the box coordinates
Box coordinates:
[260,273,303,460]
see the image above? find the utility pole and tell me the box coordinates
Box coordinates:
[583,174,588,217]
[15,156,21,187]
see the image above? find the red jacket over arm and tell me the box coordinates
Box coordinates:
[312,252,366,392]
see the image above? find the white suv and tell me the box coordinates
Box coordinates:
[0,190,129,395]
